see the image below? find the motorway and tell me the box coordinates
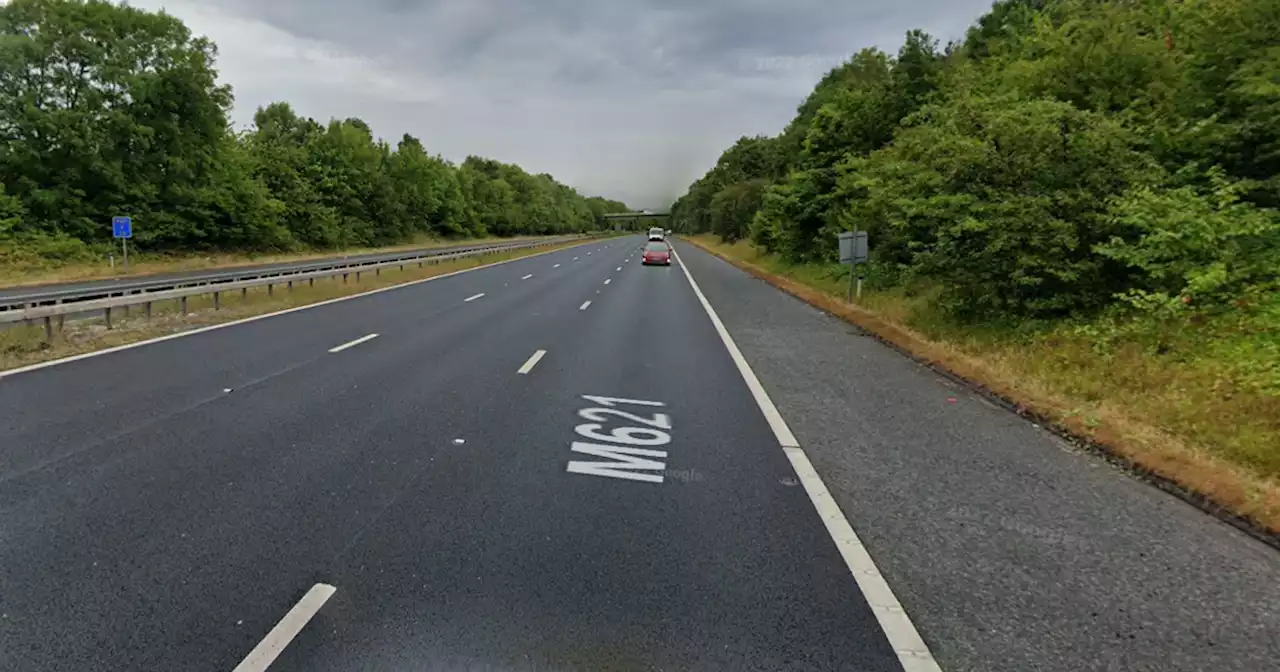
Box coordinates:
[1,235,1277,671]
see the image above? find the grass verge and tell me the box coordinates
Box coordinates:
[0,233,556,288]
[685,234,1280,544]
[0,239,594,373]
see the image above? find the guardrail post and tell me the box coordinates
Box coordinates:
[242,287,247,299]
[309,278,314,287]
[181,296,188,314]
[356,271,361,283]
[57,315,64,333]
[146,302,152,320]
[376,267,381,277]
[43,316,52,341]
[343,273,349,284]
[105,306,112,329]
[418,261,423,268]
[214,291,221,310]
[288,280,293,292]
[268,283,274,297]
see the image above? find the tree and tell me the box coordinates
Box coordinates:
[0,0,236,248]
[673,0,1280,322]
[709,179,767,242]
[846,95,1157,316]
[0,1,622,258]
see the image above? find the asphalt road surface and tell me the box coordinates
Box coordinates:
[1,235,1276,672]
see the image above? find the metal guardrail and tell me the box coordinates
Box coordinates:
[2,235,592,339]
[0,236,592,310]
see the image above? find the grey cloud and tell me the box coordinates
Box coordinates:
[159,0,997,208]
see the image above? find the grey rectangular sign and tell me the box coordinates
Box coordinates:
[838,231,868,265]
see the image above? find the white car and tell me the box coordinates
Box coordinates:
[648,227,665,241]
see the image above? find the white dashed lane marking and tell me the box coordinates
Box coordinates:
[517,349,547,375]
[328,333,379,353]
[232,583,337,672]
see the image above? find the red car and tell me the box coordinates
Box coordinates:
[641,241,671,265]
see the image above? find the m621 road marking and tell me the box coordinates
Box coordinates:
[567,395,672,483]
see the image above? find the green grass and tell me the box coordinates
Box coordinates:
[689,234,1280,534]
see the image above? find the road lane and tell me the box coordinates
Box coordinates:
[0,239,612,478]
[0,234,908,671]
[0,237,633,670]
[270,236,901,671]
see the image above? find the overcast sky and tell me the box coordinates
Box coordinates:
[128,0,997,209]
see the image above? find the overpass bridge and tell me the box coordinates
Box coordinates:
[602,211,671,231]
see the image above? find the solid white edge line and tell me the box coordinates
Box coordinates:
[327,333,379,353]
[521,274,533,280]
[0,239,601,380]
[517,349,547,374]
[670,245,942,672]
[579,301,591,310]
[464,293,485,302]
[232,583,336,672]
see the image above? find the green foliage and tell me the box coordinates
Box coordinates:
[1098,174,1280,307]
[673,0,1280,322]
[709,178,767,242]
[0,0,625,261]
[751,168,839,262]
[0,184,23,236]
[848,95,1157,316]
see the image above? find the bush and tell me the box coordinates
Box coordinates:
[0,232,98,268]
[1097,172,1280,309]
[844,94,1158,318]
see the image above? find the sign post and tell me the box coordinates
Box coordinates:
[837,230,869,301]
[112,216,132,272]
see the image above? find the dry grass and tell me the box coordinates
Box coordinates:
[0,234,550,288]
[0,239,591,372]
[687,235,1280,539]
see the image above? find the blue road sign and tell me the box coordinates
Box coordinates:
[112,216,132,239]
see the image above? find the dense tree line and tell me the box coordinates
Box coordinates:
[672,0,1280,319]
[0,0,629,261]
